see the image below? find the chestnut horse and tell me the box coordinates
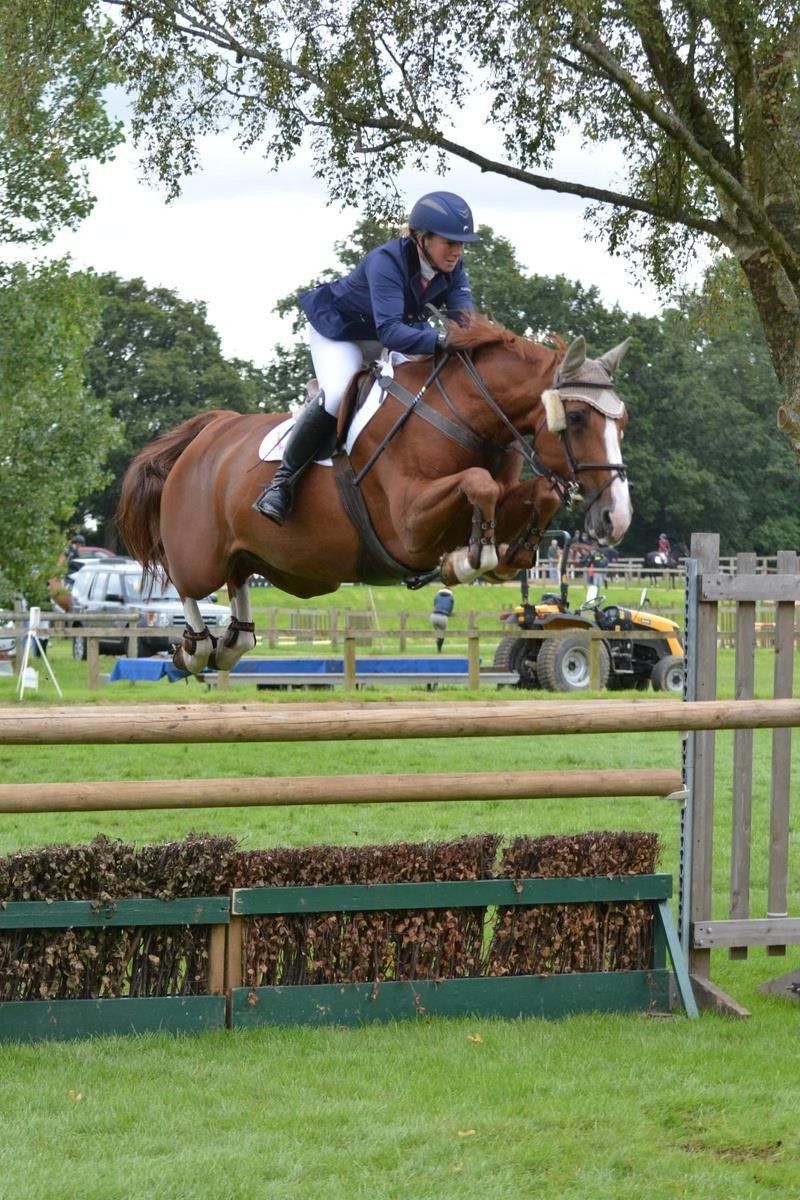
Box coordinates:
[117,315,632,674]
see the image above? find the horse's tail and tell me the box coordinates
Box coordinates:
[116,410,230,580]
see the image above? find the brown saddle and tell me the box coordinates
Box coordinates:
[334,366,381,442]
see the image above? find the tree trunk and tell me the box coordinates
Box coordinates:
[740,255,800,463]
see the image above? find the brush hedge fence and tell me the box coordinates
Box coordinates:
[0,831,682,1039]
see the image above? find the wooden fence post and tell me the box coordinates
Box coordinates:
[767,549,797,952]
[684,533,719,986]
[467,613,480,689]
[343,631,357,691]
[87,637,100,691]
[589,634,601,690]
[729,552,756,960]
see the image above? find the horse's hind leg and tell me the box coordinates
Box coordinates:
[173,599,215,674]
[208,579,257,671]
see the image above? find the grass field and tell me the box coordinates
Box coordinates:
[1,580,798,1199]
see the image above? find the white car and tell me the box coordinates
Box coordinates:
[67,560,231,659]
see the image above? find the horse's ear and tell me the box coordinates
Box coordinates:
[558,336,586,380]
[598,337,632,376]
[542,389,566,432]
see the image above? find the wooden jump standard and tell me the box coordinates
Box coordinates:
[1,697,799,745]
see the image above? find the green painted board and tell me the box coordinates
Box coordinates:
[231,874,672,915]
[0,995,226,1042]
[230,971,671,1028]
[0,897,229,929]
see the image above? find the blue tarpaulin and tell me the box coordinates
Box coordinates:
[109,659,190,683]
[109,656,473,683]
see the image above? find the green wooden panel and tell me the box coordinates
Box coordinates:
[0,897,229,930]
[230,971,670,1027]
[0,995,226,1042]
[231,874,672,915]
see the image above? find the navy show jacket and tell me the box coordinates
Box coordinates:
[299,236,473,356]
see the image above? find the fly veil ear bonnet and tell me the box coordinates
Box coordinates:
[542,337,631,432]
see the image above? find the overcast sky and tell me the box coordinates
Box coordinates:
[31,127,693,369]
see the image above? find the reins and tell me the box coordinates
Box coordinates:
[449,349,575,503]
[351,344,628,519]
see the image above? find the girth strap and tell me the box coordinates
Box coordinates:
[332,455,417,584]
[378,375,492,456]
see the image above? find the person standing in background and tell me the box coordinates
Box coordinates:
[546,538,560,582]
[430,587,455,652]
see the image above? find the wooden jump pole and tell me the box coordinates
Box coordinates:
[1,698,799,745]
[0,768,683,813]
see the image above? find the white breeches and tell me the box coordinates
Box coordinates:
[308,325,382,416]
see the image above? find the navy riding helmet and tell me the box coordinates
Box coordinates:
[408,191,480,242]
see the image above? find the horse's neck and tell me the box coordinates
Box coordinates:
[391,342,560,442]
[470,344,561,426]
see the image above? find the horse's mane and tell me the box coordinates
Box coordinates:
[447,312,566,363]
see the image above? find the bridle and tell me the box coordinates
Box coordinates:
[444,349,629,511]
[536,377,629,510]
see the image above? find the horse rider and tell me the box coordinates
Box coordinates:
[253,191,480,524]
[657,532,671,560]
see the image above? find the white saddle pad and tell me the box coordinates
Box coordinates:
[257,355,410,464]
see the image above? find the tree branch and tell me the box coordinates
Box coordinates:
[623,0,740,176]
[362,116,733,239]
[572,31,800,286]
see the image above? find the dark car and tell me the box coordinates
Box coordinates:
[68,560,231,659]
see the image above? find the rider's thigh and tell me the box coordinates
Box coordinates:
[308,326,365,416]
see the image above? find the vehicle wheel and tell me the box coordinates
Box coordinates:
[651,654,685,694]
[537,635,610,692]
[71,629,87,661]
[492,637,539,688]
[510,639,540,689]
[492,637,517,670]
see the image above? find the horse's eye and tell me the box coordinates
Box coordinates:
[567,409,587,431]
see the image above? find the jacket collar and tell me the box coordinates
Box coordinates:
[403,237,449,303]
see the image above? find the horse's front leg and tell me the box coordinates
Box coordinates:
[395,467,502,584]
[483,479,562,582]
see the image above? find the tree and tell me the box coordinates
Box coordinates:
[47,2,800,459]
[81,274,279,543]
[0,1,121,244]
[0,262,120,604]
[624,257,800,556]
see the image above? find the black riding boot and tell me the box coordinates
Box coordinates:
[253,397,337,525]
